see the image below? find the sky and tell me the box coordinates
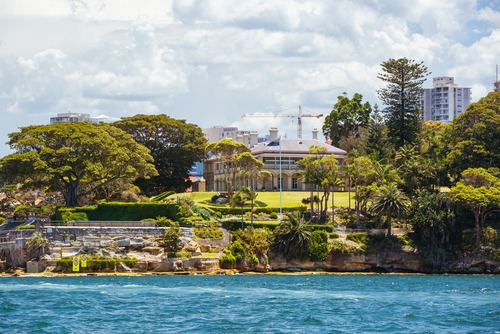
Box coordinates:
[0,0,499,157]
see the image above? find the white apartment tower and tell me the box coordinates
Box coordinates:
[422,77,471,123]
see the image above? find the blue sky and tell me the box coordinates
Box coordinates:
[0,0,499,157]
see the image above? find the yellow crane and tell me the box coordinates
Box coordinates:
[241,106,323,139]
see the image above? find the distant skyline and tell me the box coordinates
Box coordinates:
[1,0,499,157]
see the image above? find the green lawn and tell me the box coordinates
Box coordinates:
[173,191,354,209]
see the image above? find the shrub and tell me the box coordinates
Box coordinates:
[220,252,236,268]
[330,232,340,239]
[269,212,278,219]
[346,232,370,245]
[17,225,35,230]
[330,240,345,253]
[309,230,329,261]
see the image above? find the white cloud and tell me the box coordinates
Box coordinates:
[0,0,499,156]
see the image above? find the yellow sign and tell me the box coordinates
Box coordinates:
[81,254,87,268]
[72,256,80,272]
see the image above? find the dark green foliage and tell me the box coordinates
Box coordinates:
[55,202,179,221]
[377,57,429,148]
[153,216,177,227]
[194,227,223,240]
[269,211,278,219]
[323,92,372,148]
[272,212,313,260]
[309,230,330,261]
[220,252,236,269]
[114,114,206,195]
[330,232,340,239]
[161,225,181,253]
[231,240,245,264]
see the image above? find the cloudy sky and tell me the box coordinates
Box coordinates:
[0,0,499,157]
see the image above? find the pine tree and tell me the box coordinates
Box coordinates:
[377,58,430,149]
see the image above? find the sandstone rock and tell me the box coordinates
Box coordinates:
[116,238,130,247]
[143,247,163,256]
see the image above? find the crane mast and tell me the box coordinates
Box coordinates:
[241,106,323,139]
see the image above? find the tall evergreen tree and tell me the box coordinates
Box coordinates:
[377,57,430,149]
[363,104,393,160]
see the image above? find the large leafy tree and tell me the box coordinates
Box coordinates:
[377,57,430,149]
[323,92,372,148]
[450,168,500,248]
[114,114,206,195]
[206,138,251,197]
[0,122,157,207]
[446,91,500,180]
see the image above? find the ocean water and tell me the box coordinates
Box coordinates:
[0,274,498,333]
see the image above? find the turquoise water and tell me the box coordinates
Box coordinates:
[0,274,498,333]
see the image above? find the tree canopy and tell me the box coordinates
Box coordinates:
[323,92,372,148]
[114,114,206,195]
[377,57,430,149]
[0,122,157,207]
[446,91,500,179]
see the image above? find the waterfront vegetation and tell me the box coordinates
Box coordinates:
[0,59,498,272]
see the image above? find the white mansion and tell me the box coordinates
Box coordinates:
[203,128,347,192]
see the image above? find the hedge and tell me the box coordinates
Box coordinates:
[205,206,305,216]
[55,202,179,221]
[221,220,333,232]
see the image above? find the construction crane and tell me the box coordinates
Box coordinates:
[241,106,323,139]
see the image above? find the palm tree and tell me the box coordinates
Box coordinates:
[240,186,258,227]
[329,174,345,225]
[272,212,312,260]
[371,183,409,237]
[230,192,246,229]
[26,231,49,260]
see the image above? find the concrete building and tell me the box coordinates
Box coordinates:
[422,77,471,123]
[203,128,347,192]
[202,126,259,147]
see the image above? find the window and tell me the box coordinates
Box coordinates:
[292,177,298,190]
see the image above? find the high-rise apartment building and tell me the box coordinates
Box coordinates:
[422,77,471,123]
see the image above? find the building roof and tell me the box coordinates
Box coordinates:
[250,138,346,157]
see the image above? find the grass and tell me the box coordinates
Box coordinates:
[172,191,354,210]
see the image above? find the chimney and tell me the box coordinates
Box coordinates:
[312,128,318,140]
[249,132,258,146]
[269,127,279,142]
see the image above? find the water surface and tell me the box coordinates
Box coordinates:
[1,274,498,333]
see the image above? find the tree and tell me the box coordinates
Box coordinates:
[410,191,457,266]
[272,212,312,260]
[230,191,247,228]
[377,57,430,149]
[450,168,500,248]
[418,121,450,190]
[323,92,372,148]
[347,156,375,227]
[236,152,265,190]
[297,146,340,222]
[206,138,250,197]
[114,114,206,195]
[371,183,410,236]
[26,231,49,260]
[446,91,500,179]
[240,186,258,227]
[363,104,393,161]
[394,144,434,195]
[0,123,157,207]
